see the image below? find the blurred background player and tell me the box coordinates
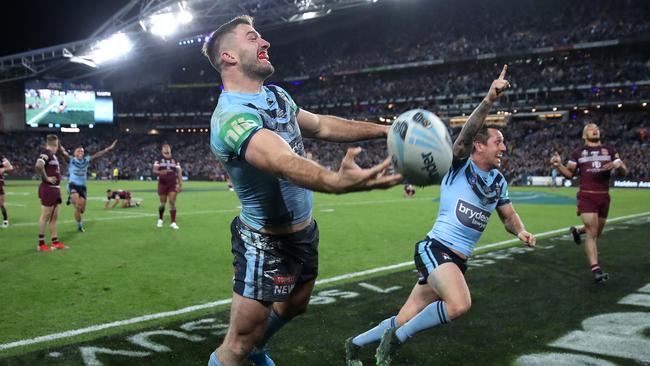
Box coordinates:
[105,189,141,209]
[35,135,66,252]
[403,184,415,197]
[0,153,14,227]
[59,140,117,232]
[551,122,627,283]
[153,143,182,229]
[346,66,536,366]
[202,15,401,366]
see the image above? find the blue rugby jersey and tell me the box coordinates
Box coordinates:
[68,156,91,186]
[427,157,511,257]
[210,85,313,230]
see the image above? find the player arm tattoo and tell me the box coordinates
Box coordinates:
[452,99,493,159]
[35,159,47,178]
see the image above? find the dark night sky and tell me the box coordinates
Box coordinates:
[1,0,132,57]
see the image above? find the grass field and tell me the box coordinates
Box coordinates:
[0,180,648,365]
[25,92,95,126]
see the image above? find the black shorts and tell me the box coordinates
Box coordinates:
[414,237,467,285]
[231,217,319,302]
[68,183,87,199]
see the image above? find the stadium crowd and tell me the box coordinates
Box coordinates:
[1,111,648,185]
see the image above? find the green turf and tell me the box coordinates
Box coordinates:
[1,203,648,365]
[0,180,648,361]
[25,93,95,126]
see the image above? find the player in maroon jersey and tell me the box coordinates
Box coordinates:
[34,135,66,251]
[105,189,141,209]
[0,153,14,228]
[153,143,183,229]
[551,122,627,283]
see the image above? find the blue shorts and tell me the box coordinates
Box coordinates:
[414,237,467,285]
[67,183,87,199]
[231,217,319,302]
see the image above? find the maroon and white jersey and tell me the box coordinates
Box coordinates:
[0,154,7,183]
[109,190,130,200]
[38,149,61,186]
[568,145,618,192]
[154,156,180,185]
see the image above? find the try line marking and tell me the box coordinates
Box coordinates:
[1,211,648,352]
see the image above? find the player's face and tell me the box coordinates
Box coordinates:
[234,24,274,81]
[162,146,171,158]
[485,129,507,168]
[74,148,84,159]
[583,123,600,142]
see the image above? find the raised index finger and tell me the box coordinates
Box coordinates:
[498,64,508,80]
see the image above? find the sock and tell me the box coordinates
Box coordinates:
[395,301,449,343]
[591,264,602,274]
[170,209,177,223]
[51,237,60,244]
[77,220,83,228]
[158,205,165,220]
[1,205,7,221]
[208,352,224,366]
[38,235,45,245]
[256,310,289,349]
[352,316,396,347]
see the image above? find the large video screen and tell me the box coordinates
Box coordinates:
[24,80,113,127]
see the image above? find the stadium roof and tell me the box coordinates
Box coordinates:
[0,0,383,84]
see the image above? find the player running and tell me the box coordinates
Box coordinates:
[0,153,14,227]
[105,189,141,209]
[59,140,117,232]
[35,135,66,252]
[202,15,401,366]
[550,122,627,283]
[153,143,182,229]
[346,66,536,366]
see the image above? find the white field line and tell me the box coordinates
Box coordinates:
[1,211,648,352]
[26,102,58,125]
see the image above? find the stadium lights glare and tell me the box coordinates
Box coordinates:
[88,33,133,65]
[148,8,193,38]
[643,102,647,107]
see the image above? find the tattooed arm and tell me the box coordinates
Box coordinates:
[452,65,511,159]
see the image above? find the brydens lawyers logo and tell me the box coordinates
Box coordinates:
[455,199,491,232]
[442,253,452,261]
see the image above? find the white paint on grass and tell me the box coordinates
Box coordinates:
[79,347,150,366]
[0,211,648,352]
[126,330,204,352]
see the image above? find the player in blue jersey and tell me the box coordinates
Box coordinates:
[201,15,402,366]
[59,140,117,232]
[345,66,537,366]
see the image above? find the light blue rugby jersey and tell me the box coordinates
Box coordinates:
[210,85,313,231]
[427,157,511,257]
[68,156,91,186]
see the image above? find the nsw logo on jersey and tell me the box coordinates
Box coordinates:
[455,199,491,232]
[220,113,261,150]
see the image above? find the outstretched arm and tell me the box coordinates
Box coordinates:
[90,140,117,160]
[550,153,576,179]
[452,65,511,159]
[496,203,536,247]
[297,110,388,142]
[244,129,402,194]
[58,145,70,160]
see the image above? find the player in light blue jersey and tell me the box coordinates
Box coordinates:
[346,66,536,366]
[59,140,117,232]
[201,15,402,366]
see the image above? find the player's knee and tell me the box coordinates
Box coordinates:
[446,299,471,319]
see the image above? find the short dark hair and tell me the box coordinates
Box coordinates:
[202,15,254,72]
[106,189,111,193]
[472,126,501,152]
